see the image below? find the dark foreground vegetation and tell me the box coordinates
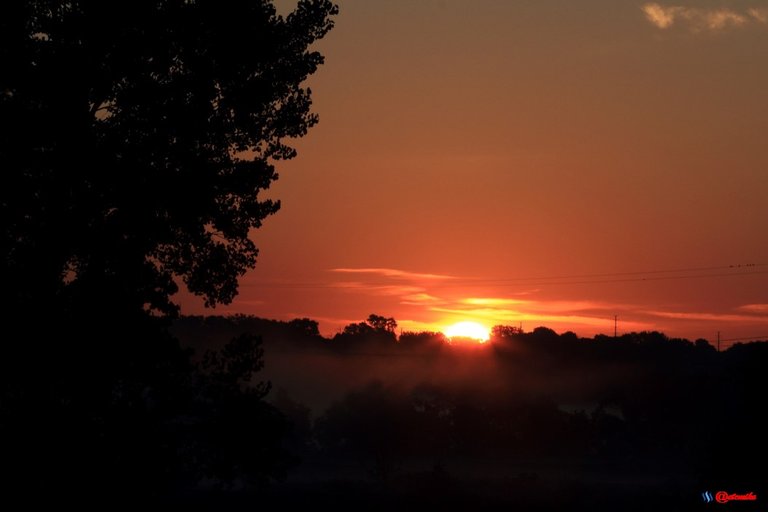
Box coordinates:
[3,308,765,510]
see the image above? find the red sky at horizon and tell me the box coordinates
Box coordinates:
[181,0,768,345]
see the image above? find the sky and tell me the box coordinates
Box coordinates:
[182,0,768,344]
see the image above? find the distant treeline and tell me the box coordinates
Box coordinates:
[173,312,759,354]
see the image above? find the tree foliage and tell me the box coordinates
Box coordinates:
[1,0,338,316]
[366,313,398,333]
[0,1,337,500]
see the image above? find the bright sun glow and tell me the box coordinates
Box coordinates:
[444,321,490,343]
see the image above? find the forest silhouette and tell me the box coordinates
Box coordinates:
[2,0,765,510]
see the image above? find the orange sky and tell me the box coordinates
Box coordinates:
[181,0,768,344]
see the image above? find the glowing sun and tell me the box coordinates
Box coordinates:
[444,321,490,343]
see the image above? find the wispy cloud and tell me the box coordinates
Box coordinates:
[331,268,455,281]
[331,267,732,335]
[459,298,616,312]
[643,2,678,28]
[737,303,768,315]
[329,267,656,336]
[749,7,768,23]
[521,300,617,313]
[401,292,444,305]
[461,297,528,307]
[333,281,425,297]
[430,306,526,323]
[644,309,768,323]
[641,3,768,31]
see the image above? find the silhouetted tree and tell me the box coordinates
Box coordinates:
[341,321,376,337]
[1,0,337,502]
[491,325,523,339]
[287,318,322,338]
[332,314,399,350]
[190,333,292,486]
[2,0,338,317]
[530,326,558,341]
[694,338,716,352]
[366,314,398,333]
[398,330,448,351]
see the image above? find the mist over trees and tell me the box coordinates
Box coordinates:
[171,314,768,510]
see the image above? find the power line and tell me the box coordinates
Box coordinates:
[716,335,768,351]
[438,263,766,284]
[427,270,768,288]
[720,335,768,342]
[246,263,768,289]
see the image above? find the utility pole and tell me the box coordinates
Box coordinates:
[614,315,618,338]
[717,331,720,352]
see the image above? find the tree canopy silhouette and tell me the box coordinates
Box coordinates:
[1,1,337,502]
[1,0,338,317]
